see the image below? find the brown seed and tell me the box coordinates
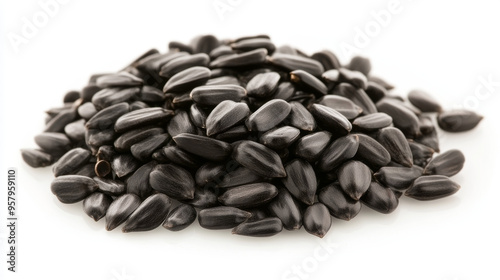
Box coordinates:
[303,203,332,238]
[94,160,111,177]
[122,193,172,232]
[424,149,465,177]
[282,159,317,205]
[348,56,371,76]
[218,182,278,208]
[232,217,283,237]
[318,183,361,221]
[198,206,252,230]
[338,160,372,200]
[149,164,195,200]
[232,141,286,178]
[437,110,483,132]
[405,175,461,201]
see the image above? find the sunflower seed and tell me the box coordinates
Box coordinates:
[63,90,80,103]
[338,68,368,89]
[111,154,140,178]
[124,161,154,199]
[149,163,195,200]
[259,126,300,150]
[290,70,328,96]
[365,81,387,103]
[352,112,392,131]
[348,56,371,76]
[246,72,281,98]
[163,204,197,231]
[50,175,98,204]
[318,134,359,172]
[44,108,77,133]
[52,148,91,177]
[374,166,423,191]
[183,188,219,208]
[92,87,141,109]
[332,83,376,114]
[294,131,332,162]
[83,192,112,221]
[190,85,247,106]
[210,48,268,68]
[96,72,143,88]
[159,53,210,78]
[310,104,352,135]
[173,133,232,162]
[424,149,465,177]
[272,82,295,100]
[232,141,286,178]
[303,203,332,238]
[191,34,219,54]
[405,175,461,201]
[162,66,210,93]
[246,99,291,132]
[287,101,316,131]
[217,166,263,188]
[139,86,165,103]
[64,119,86,142]
[122,193,172,233]
[114,127,164,152]
[168,41,193,53]
[86,102,130,130]
[232,217,283,237]
[198,206,252,230]
[77,102,97,120]
[268,53,324,77]
[268,188,302,230]
[195,163,226,187]
[311,50,341,70]
[97,145,115,161]
[114,107,174,133]
[408,140,435,167]
[418,115,434,135]
[21,149,54,168]
[338,160,372,200]
[94,177,125,196]
[376,98,420,138]
[215,125,249,142]
[361,181,398,214]
[162,145,203,170]
[354,134,391,169]
[105,194,141,231]
[282,159,317,205]
[318,183,361,221]
[415,129,440,152]
[218,182,278,208]
[408,89,442,113]
[34,132,72,155]
[231,38,276,53]
[377,127,413,167]
[437,109,483,132]
[209,45,234,59]
[318,95,363,120]
[206,101,250,136]
[189,104,208,129]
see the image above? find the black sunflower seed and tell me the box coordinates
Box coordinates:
[282,159,317,205]
[405,175,461,201]
[437,110,483,132]
[162,66,211,93]
[246,99,291,132]
[408,140,435,167]
[231,38,276,53]
[365,81,387,103]
[96,72,143,88]
[218,182,278,208]
[232,217,283,237]
[290,70,328,96]
[294,131,332,162]
[189,104,208,129]
[352,112,392,131]
[206,100,250,136]
[114,127,164,152]
[268,188,302,230]
[52,148,91,177]
[190,85,247,106]
[287,101,317,131]
[149,163,195,200]
[114,107,174,133]
[92,87,141,109]
[210,48,268,68]
[303,203,332,238]
[139,86,164,104]
[83,192,112,221]
[77,102,97,120]
[130,133,169,161]
[50,175,98,204]
[309,104,352,136]
[126,161,155,199]
[159,53,210,78]
[209,45,234,59]
[338,68,368,89]
[183,188,219,209]
[191,34,219,54]
[415,129,440,152]
[348,56,371,76]
[217,166,263,188]
[424,149,465,177]
[111,154,140,178]
[44,108,77,133]
[173,133,232,162]
[163,204,197,231]
[168,41,193,53]
[408,89,442,113]
[318,183,361,221]
[376,98,420,138]
[318,95,363,120]
[198,206,252,230]
[332,83,376,114]
[64,119,86,142]
[122,193,172,233]
[311,50,341,71]
[94,176,126,196]
[418,115,434,135]
[377,127,413,167]
[205,75,240,86]
[318,134,359,172]
[338,160,372,200]
[162,145,204,170]
[272,82,296,100]
[21,149,54,168]
[105,194,141,231]
[34,132,72,155]
[259,126,300,150]
[374,166,423,191]
[63,90,81,103]
[233,141,286,178]
[167,110,197,137]
[361,181,398,214]
[268,53,324,77]
[195,163,226,187]
[246,72,281,98]
[215,125,249,142]
[86,102,130,130]
[354,134,391,170]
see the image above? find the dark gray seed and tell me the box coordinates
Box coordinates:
[205,76,240,86]
[408,140,435,167]
[139,86,165,103]
[268,188,302,230]
[282,159,317,205]
[259,126,300,150]
[218,166,263,188]
[52,148,91,177]
[287,101,316,131]
[114,107,174,133]
[163,204,197,231]
[21,149,53,168]
[94,160,111,177]
[189,104,208,129]
[246,72,281,98]
[167,111,197,137]
[93,177,125,196]
[214,125,249,142]
[365,81,387,103]
[210,68,237,78]
[114,127,164,152]
[206,100,250,136]
[63,90,80,103]
[374,166,423,191]
[424,149,465,177]
[338,160,372,200]
[232,141,286,178]
[418,115,434,135]
[415,129,440,152]
[318,95,363,120]
[105,194,141,231]
[96,145,115,162]
[322,69,340,86]
[92,87,141,109]
[162,145,204,170]
[136,52,189,79]
[408,89,442,113]
[231,38,276,53]
[83,192,112,221]
[354,134,391,169]
[96,72,143,88]
[361,181,398,214]
[130,134,169,161]
[376,99,420,138]
[86,128,115,152]
[352,113,392,131]
[86,102,130,130]
[50,175,98,204]
[268,53,324,77]
[246,208,269,222]
[190,85,247,106]
[309,104,352,136]
[122,193,172,233]
[246,99,291,132]
[44,108,77,132]
[163,66,211,93]
[122,48,159,70]
[126,161,155,199]
[348,56,371,76]
[77,102,97,120]
[173,133,232,162]
[272,82,295,100]
[195,163,226,187]
[159,53,210,78]
[294,131,332,162]
[318,134,359,172]
[111,154,140,178]
[191,34,219,54]
[338,68,368,89]
[368,75,394,90]
[405,175,461,201]
[437,110,483,132]
[303,203,332,238]
[332,83,376,115]
[171,93,192,109]
[209,45,234,59]
[64,119,86,142]
[318,183,361,221]
[81,84,102,102]
[149,164,195,200]
[168,41,193,53]
[183,188,218,209]
[76,163,97,177]
[129,101,149,111]
[232,217,283,237]
[231,34,270,43]
[290,70,328,96]
[198,206,252,230]
[311,50,341,70]
[219,183,278,208]
[34,132,72,154]
[210,48,268,68]
[377,127,413,167]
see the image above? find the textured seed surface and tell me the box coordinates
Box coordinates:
[377,99,420,138]
[232,217,283,237]
[287,101,316,131]
[318,134,359,172]
[294,131,332,162]
[233,141,286,178]
[219,183,278,208]
[198,206,252,229]
[374,166,423,191]
[83,192,112,221]
[259,126,300,150]
[105,194,141,231]
[50,175,98,204]
[114,107,174,133]
[310,104,352,136]
[163,204,197,231]
[206,100,250,136]
[246,99,291,132]
[94,177,126,196]
[424,149,465,177]
[21,149,53,168]
[437,110,483,132]
[246,72,281,98]
[282,159,317,205]
[319,95,363,120]
[268,188,302,230]
[361,181,399,214]
[408,90,442,113]
[377,127,413,167]
[303,203,332,238]
[405,175,461,201]
[354,134,391,169]
[122,193,172,232]
[338,160,372,200]
[319,183,361,221]
[173,133,232,162]
[149,164,195,200]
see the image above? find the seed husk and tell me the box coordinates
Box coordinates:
[318,134,359,172]
[198,206,252,230]
[83,192,112,222]
[44,108,77,133]
[282,159,317,205]
[111,154,140,178]
[163,204,197,231]
[96,72,144,88]
[294,131,332,163]
[374,166,423,191]
[190,84,247,106]
[338,160,372,200]
[309,104,352,136]
[246,72,281,98]
[86,102,130,130]
[50,175,98,204]
[232,217,283,237]
[290,69,328,96]
[424,149,465,177]
[92,87,141,109]
[122,193,172,233]
[354,134,391,170]
[352,113,393,131]
[405,175,461,201]
[361,181,398,214]
[318,95,363,120]
[332,83,376,114]
[259,126,300,150]
[232,141,286,178]
[217,166,263,188]
[246,99,291,132]
[287,101,317,131]
[268,52,324,77]
[318,183,361,221]
[94,160,111,177]
[114,107,174,133]
[376,98,420,138]
[210,48,268,68]
[268,188,302,230]
[21,149,54,168]
[126,161,155,199]
[377,127,413,167]
[130,133,169,161]
[408,89,442,113]
[173,133,232,162]
[437,109,483,132]
[303,203,332,238]
[52,148,91,177]
[149,163,195,200]
[206,100,250,136]
[105,194,141,231]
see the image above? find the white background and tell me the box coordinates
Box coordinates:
[1,0,500,279]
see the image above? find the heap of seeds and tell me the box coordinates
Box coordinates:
[22,35,483,237]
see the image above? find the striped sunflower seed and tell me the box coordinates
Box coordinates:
[437,109,483,132]
[149,163,195,200]
[294,131,332,163]
[405,175,461,201]
[163,204,197,231]
[198,206,252,230]
[408,89,442,113]
[173,133,232,162]
[318,95,363,120]
[206,100,250,136]
[338,160,372,200]
[268,188,302,230]
[105,194,141,231]
[290,70,328,96]
[122,193,172,233]
[50,175,98,204]
[282,159,317,205]
[377,127,413,167]
[232,141,286,178]
[360,181,398,214]
[21,149,54,168]
[424,149,465,177]
[218,183,278,208]
[303,203,332,238]
[259,126,300,150]
[83,192,112,222]
[52,148,91,177]
[318,183,361,221]
[287,101,316,131]
[114,107,174,133]
[310,104,352,136]
[190,85,247,106]
[232,217,283,237]
[374,166,423,191]
[318,134,359,172]
[246,99,291,132]
[246,72,281,98]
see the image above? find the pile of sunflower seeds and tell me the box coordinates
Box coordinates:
[21,35,483,237]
